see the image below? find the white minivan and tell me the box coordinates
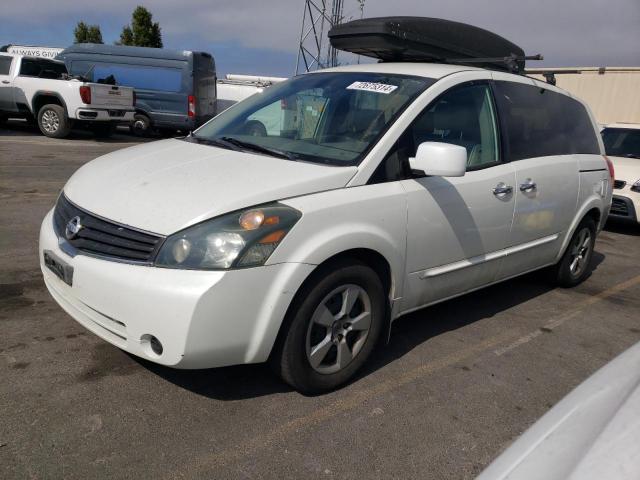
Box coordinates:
[39,19,613,393]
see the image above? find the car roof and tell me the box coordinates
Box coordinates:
[313,61,487,79]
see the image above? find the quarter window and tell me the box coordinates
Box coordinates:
[494,81,600,160]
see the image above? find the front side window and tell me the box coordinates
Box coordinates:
[0,56,12,75]
[602,128,640,159]
[410,82,500,169]
[194,72,433,166]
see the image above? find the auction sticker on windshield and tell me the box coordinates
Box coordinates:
[347,81,398,94]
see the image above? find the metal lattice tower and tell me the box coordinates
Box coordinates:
[295,0,365,74]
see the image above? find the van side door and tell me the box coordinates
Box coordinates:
[0,55,17,112]
[491,76,581,278]
[397,79,517,312]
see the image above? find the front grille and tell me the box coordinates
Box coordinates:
[614,180,627,189]
[53,194,164,264]
[610,197,630,217]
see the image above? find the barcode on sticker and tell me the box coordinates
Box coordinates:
[347,81,398,94]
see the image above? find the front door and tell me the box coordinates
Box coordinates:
[397,81,516,311]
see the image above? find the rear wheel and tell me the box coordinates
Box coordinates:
[551,217,596,287]
[272,260,386,394]
[130,113,151,137]
[37,104,71,138]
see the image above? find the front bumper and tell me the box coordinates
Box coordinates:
[74,108,135,123]
[39,210,314,368]
[609,189,639,223]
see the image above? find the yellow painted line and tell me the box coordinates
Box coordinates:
[170,273,640,477]
[169,329,516,478]
[494,273,640,356]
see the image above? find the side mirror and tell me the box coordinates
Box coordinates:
[409,142,467,177]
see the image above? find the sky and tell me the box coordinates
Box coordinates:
[1,0,639,77]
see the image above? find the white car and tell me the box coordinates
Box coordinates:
[602,123,640,223]
[0,53,135,138]
[39,20,613,393]
[476,341,640,480]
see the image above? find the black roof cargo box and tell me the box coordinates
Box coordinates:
[328,17,529,73]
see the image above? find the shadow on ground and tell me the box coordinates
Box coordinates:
[0,119,167,143]
[140,252,605,400]
[605,218,640,236]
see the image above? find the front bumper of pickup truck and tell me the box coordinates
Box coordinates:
[75,108,135,123]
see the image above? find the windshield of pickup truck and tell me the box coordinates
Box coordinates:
[602,128,640,159]
[193,72,433,165]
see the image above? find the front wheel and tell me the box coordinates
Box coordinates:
[272,260,386,394]
[551,217,597,287]
[37,104,71,138]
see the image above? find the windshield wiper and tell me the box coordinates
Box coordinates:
[220,136,295,160]
[185,133,240,151]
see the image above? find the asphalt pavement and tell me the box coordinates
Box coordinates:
[1,122,639,479]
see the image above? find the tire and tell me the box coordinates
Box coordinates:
[551,217,597,287]
[37,104,71,138]
[130,113,151,137]
[242,120,267,137]
[92,123,115,138]
[272,259,386,394]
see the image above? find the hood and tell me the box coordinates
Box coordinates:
[609,156,640,184]
[476,341,640,480]
[63,139,357,235]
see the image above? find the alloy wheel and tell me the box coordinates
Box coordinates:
[305,284,372,375]
[41,109,60,133]
[569,227,592,277]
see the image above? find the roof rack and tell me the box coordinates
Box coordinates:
[329,17,543,74]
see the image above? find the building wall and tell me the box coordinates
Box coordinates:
[527,67,640,125]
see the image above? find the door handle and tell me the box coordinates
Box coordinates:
[1,80,10,84]
[492,183,513,196]
[520,179,537,192]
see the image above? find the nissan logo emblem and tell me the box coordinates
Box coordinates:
[65,216,83,240]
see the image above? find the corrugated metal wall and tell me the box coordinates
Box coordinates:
[527,67,640,125]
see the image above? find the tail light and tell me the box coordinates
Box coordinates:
[79,86,91,105]
[188,95,196,118]
[132,90,137,105]
[604,155,615,182]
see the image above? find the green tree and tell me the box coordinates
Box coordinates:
[74,21,104,44]
[118,6,163,48]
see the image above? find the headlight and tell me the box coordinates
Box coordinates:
[632,179,640,193]
[155,204,301,270]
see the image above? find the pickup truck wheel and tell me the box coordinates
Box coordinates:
[37,104,71,138]
[272,260,385,394]
[551,217,597,287]
[131,113,151,137]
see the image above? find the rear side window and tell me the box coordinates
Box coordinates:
[19,58,67,78]
[494,81,600,160]
[0,56,12,75]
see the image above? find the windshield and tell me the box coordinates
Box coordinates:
[194,72,433,165]
[602,128,640,159]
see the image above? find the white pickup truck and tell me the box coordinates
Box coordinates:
[0,53,135,138]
